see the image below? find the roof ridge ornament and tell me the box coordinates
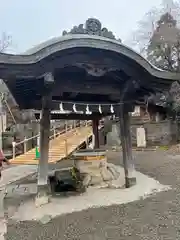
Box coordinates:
[62,18,121,42]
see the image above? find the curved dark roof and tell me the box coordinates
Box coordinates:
[0,34,179,81]
[0,18,178,110]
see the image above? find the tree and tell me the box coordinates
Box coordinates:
[0,32,12,53]
[0,32,14,116]
[125,7,159,55]
[0,33,35,128]
[148,12,180,113]
[126,1,180,116]
[126,0,180,55]
[0,32,12,91]
[147,12,180,71]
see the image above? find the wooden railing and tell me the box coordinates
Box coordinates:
[63,121,104,158]
[11,120,91,160]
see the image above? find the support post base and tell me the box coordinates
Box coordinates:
[125,177,137,188]
[0,190,5,219]
[0,219,7,240]
[0,190,6,240]
[35,184,50,207]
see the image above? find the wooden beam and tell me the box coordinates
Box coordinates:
[52,81,121,96]
[69,92,79,98]
[34,112,110,120]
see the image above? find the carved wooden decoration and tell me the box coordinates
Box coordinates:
[62,18,121,42]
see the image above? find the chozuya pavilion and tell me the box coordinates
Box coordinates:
[0,18,179,205]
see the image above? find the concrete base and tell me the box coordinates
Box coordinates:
[10,166,171,222]
[0,190,5,219]
[35,184,50,207]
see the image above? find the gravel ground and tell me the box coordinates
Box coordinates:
[6,150,180,240]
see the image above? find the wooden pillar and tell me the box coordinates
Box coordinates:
[119,105,136,188]
[36,96,51,206]
[35,71,54,206]
[92,119,99,149]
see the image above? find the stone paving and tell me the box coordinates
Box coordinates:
[6,150,180,239]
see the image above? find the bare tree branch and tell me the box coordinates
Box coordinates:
[125,0,180,55]
[126,1,180,114]
[0,32,12,53]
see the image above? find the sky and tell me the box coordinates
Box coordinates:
[0,0,163,53]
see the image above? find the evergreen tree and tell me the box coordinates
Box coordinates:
[147,12,180,114]
[126,0,180,55]
[126,0,180,115]
[147,12,180,71]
